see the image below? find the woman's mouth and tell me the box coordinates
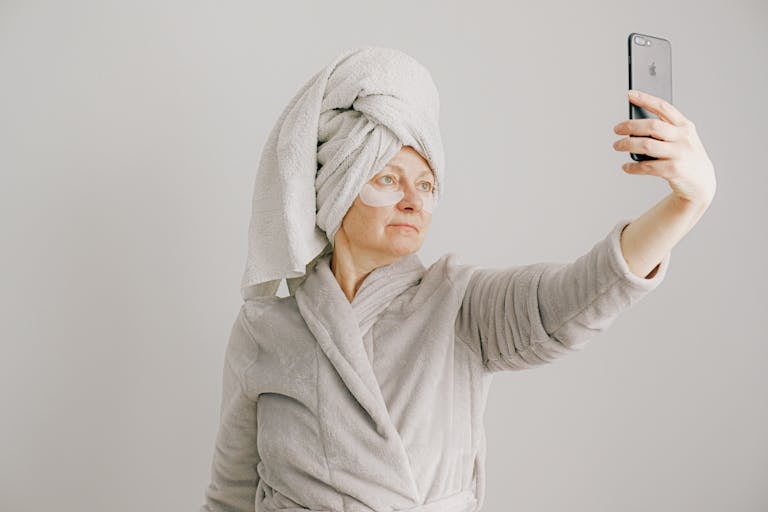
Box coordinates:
[389,223,418,232]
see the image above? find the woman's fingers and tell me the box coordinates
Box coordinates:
[627,89,689,127]
[611,91,717,204]
[613,134,678,159]
[613,118,682,142]
[612,102,688,158]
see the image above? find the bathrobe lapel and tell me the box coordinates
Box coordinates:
[294,252,425,439]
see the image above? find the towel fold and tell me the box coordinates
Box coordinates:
[240,46,445,300]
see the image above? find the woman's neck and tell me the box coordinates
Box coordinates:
[332,244,405,302]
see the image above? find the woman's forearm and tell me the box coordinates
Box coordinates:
[620,192,711,279]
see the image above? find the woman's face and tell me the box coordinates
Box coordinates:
[335,146,435,259]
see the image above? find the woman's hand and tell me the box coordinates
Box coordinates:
[612,89,717,206]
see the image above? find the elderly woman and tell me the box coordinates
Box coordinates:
[200,47,715,512]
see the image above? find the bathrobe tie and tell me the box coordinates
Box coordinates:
[257,480,478,512]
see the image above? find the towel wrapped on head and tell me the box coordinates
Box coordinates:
[240,46,446,300]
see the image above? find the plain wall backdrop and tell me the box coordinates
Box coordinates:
[1,0,765,510]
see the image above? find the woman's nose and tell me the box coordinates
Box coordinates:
[397,183,424,211]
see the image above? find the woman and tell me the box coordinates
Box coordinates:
[200,47,715,512]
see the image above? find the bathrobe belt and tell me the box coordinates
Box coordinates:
[393,489,478,512]
[256,484,478,512]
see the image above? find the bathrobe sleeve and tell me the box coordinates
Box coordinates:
[454,218,671,372]
[200,306,261,512]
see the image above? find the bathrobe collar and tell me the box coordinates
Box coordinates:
[294,251,425,438]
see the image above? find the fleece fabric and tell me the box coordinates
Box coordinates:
[200,217,671,512]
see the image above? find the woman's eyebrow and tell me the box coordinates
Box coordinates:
[385,164,434,178]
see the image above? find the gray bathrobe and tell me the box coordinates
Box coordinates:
[200,218,671,512]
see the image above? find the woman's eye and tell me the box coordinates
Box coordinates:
[378,176,395,185]
[419,182,434,192]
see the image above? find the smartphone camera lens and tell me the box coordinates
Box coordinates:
[634,35,649,46]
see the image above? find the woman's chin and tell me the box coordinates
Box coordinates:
[387,238,422,256]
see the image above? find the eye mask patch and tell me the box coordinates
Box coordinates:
[358,183,436,212]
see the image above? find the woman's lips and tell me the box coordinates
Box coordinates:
[390,223,418,232]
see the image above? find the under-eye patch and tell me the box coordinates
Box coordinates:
[358,183,435,212]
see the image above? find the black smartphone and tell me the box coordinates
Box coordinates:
[627,32,673,161]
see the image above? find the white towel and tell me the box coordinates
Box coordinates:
[239,46,445,300]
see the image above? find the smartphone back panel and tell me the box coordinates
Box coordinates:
[628,33,672,161]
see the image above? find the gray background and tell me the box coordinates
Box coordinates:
[1,0,765,510]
